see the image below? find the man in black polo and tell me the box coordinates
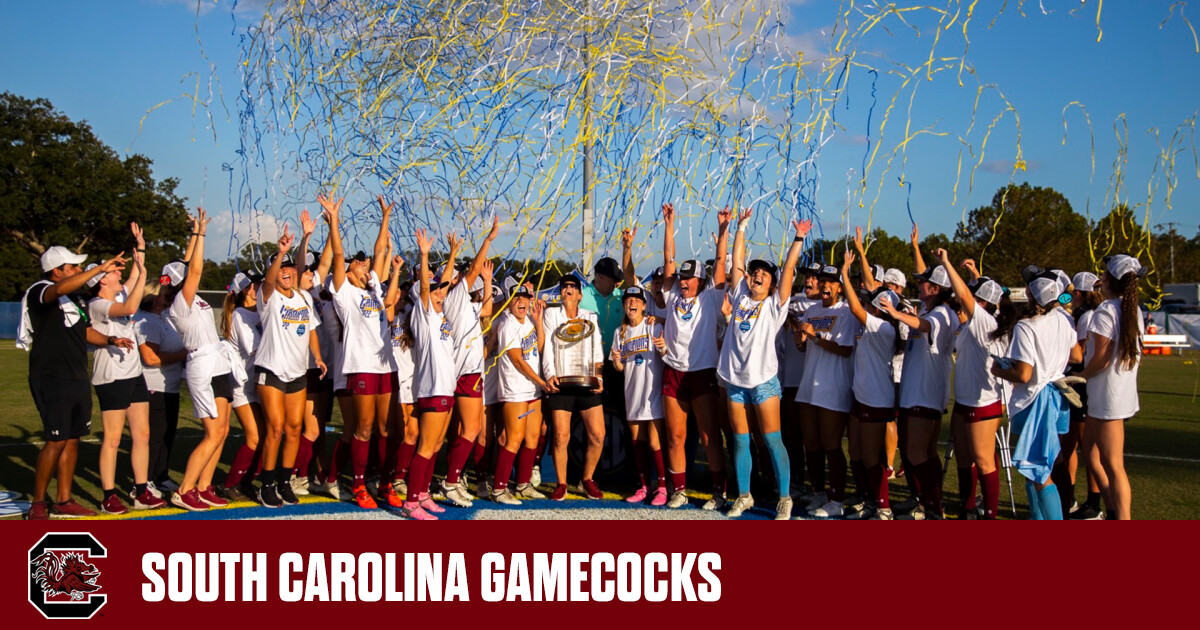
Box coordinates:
[18,246,133,519]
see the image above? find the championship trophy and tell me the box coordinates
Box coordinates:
[552,318,599,388]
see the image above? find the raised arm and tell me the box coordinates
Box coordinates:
[442,232,462,285]
[123,222,146,296]
[462,215,500,290]
[45,254,125,304]
[315,220,334,286]
[662,203,677,289]
[712,207,732,289]
[319,194,347,291]
[621,227,637,288]
[109,245,146,319]
[297,208,316,276]
[854,226,880,291]
[383,253,405,312]
[416,228,433,310]
[182,215,199,263]
[935,248,976,317]
[479,259,495,320]
[880,295,929,334]
[777,219,811,302]
[730,207,752,290]
[910,223,926,275]
[371,195,393,279]
[180,208,210,307]
[262,225,294,304]
[841,250,869,325]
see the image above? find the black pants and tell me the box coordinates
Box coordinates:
[148,391,180,483]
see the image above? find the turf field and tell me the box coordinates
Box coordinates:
[1,345,1197,520]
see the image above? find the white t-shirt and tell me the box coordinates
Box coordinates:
[229,306,261,367]
[135,312,184,393]
[541,305,604,381]
[1075,309,1095,344]
[1005,310,1076,415]
[953,302,1006,407]
[389,306,417,404]
[254,289,319,382]
[495,311,540,403]
[309,289,335,370]
[853,313,896,409]
[88,290,144,386]
[443,282,485,377]
[898,303,956,411]
[166,292,221,353]
[612,320,665,420]
[410,294,456,399]
[777,296,816,388]
[661,284,726,372]
[1085,299,1143,420]
[717,280,790,389]
[332,273,392,375]
[795,300,859,412]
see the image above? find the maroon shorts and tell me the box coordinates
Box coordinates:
[901,405,944,421]
[953,400,1003,423]
[852,400,897,423]
[454,373,483,398]
[348,372,394,396]
[417,396,454,414]
[662,367,717,402]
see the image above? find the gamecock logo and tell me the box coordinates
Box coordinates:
[27,532,107,619]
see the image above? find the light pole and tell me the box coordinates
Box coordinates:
[581,0,595,272]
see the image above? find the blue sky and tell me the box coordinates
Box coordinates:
[2,1,1198,261]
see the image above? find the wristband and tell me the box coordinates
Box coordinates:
[191,232,200,235]
[793,235,804,243]
[106,336,116,347]
[136,248,146,252]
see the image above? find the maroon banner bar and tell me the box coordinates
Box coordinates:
[3,521,1195,627]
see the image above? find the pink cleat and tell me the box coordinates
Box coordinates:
[402,501,438,521]
[625,487,648,503]
[419,493,446,513]
[650,487,669,506]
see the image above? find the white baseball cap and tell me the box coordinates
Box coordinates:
[230,272,253,295]
[1106,254,1145,280]
[40,246,87,272]
[914,266,951,289]
[1052,269,1072,294]
[161,261,188,287]
[1028,275,1061,307]
[881,268,907,289]
[973,279,1004,306]
[84,263,103,288]
[1072,271,1099,293]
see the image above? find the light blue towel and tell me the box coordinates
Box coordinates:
[1010,385,1070,484]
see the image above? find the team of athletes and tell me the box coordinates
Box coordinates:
[20,200,1145,520]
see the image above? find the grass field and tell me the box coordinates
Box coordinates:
[1,345,1198,520]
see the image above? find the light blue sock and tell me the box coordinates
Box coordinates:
[763,431,790,499]
[734,433,752,497]
[1025,481,1044,520]
[1038,484,1063,520]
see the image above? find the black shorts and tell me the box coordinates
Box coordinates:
[211,373,234,401]
[255,367,306,394]
[29,377,92,441]
[94,376,151,412]
[544,386,603,413]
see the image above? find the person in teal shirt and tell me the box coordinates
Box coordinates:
[579,257,625,412]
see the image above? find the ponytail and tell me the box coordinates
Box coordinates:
[1110,271,1143,370]
[221,293,238,341]
[989,294,1019,343]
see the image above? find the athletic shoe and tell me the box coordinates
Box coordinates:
[907,504,927,521]
[530,465,542,487]
[578,479,603,500]
[392,479,407,497]
[1068,500,1080,514]
[315,479,341,500]
[492,489,522,505]
[276,482,299,506]
[221,484,254,502]
[379,485,406,508]
[804,491,828,513]
[1069,504,1105,520]
[702,494,727,511]
[667,491,689,509]
[418,493,446,513]
[402,501,438,520]
[515,483,546,500]
[50,499,96,519]
[156,478,180,494]
[101,493,128,515]
[132,488,167,510]
[809,500,844,518]
[291,477,310,496]
[793,484,815,504]
[870,507,894,520]
[172,489,210,512]
[726,495,754,518]
[651,487,668,507]
[775,497,793,521]
[444,486,475,507]
[892,496,920,513]
[199,486,229,507]
[625,487,648,503]
[957,509,978,521]
[26,501,49,520]
[429,478,449,496]
[352,486,378,509]
[476,479,491,500]
[845,502,877,520]
[365,476,379,495]
[144,480,164,500]
[843,494,866,513]
[258,485,283,508]
[549,484,568,501]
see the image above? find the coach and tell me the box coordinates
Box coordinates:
[579,257,625,412]
[18,246,133,519]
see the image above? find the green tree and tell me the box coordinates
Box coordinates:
[0,92,190,299]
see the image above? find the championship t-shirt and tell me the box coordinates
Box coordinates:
[953,302,1005,407]
[777,295,816,388]
[390,306,417,404]
[1084,299,1143,420]
[898,303,957,411]
[443,281,485,377]
[1005,310,1076,416]
[661,284,726,372]
[612,320,664,420]
[254,289,319,382]
[135,311,184,393]
[88,289,144,386]
[495,311,540,403]
[853,313,896,409]
[332,272,391,375]
[410,291,456,399]
[795,300,859,412]
[717,280,790,389]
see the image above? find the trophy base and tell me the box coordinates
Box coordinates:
[557,376,600,389]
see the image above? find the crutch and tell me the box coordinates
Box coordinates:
[941,434,955,485]
[996,414,1018,518]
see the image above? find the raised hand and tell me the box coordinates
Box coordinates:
[481,259,494,281]
[447,231,462,253]
[842,250,856,270]
[531,298,545,321]
[317,194,343,221]
[391,254,405,273]
[415,228,432,254]
[717,207,733,231]
[662,202,675,222]
[621,227,636,249]
[794,218,813,239]
[739,207,753,224]
[376,194,395,217]
[853,225,865,251]
[300,209,317,236]
[486,214,500,241]
[131,222,146,249]
[278,224,295,253]
[652,329,666,352]
[98,252,128,275]
[194,207,211,235]
[962,258,979,275]
[933,247,950,264]
[910,223,920,247]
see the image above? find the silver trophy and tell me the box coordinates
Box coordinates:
[552,318,599,388]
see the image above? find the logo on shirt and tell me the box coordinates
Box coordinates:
[279,303,311,336]
[195,297,211,311]
[358,294,382,319]
[807,315,837,333]
[619,334,652,364]
[733,299,763,333]
[673,296,697,322]
[520,328,538,361]
[439,318,453,341]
